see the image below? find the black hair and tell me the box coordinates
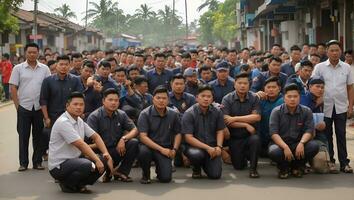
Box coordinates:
[133,76,148,85]
[71,53,82,60]
[106,57,118,64]
[56,55,70,62]
[47,60,56,67]
[98,60,111,68]
[309,44,317,48]
[235,72,250,81]
[310,53,321,58]
[189,49,198,54]
[2,53,10,59]
[38,55,46,61]
[67,91,85,103]
[127,65,139,74]
[105,49,114,55]
[290,45,301,52]
[199,66,212,74]
[284,83,300,94]
[220,47,229,53]
[153,85,169,96]
[269,56,282,63]
[197,84,214,95]
[154,53,166,60]
[181,52,191,59]
[171,73,185,82]
[241,48,250,52]
[228,48,237,54]
[318,43,327,47]
[82,60,95,70]
[240,64,250,72]
[25,43,39,51]
[264,76,281,87]
[344,49,353,55]
[103,88,119,98]
[114,66,126,74]
[134,53,146,61]
[300,60,313,68]
[272,43,281,48]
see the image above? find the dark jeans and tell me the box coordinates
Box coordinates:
[324,107,349,168]
[2,83,9,100]
[138,144,172,183]
[107,139,139,175]
[49,156,107,191]
[184,146,222,179]
[229,134,261,170]
[268,140,319,170]
[17,105,44,167]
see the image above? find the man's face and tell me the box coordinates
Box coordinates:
[97,51,105,59]
[98,67,110,78]
[310,56,320,66]
[181,58,191,68]
[264,81,280,99]
[154,57,166,70]
[268,60,282,74]
[109,61,117,71]
[271,46,281,56]
[56,59,70,76]
[49,64,57,74]
[318,45,326,55]
[284,90,300,108]
[241,50,250,60]
[309,47,317,55]
[153,92,169,110]
[72,57,83,69]
[309,83,324,98]
[129,70,140,80]
[135,56,145,68]
[114,71,126,84]
[204,58,214,68]
[234,77,249,94]
[291,50,301,63]
[127,55,134,64]
[227,52,237,63]
[201,70,212,81]
[327,44,341,62]
[186,75,198,85]
[81,66,94,80]
[103,93,119,112]
[66,98,85,117]
[197,90,213,108]
[135,82,149,94]
[171,78,185,94]
[25,47,39,62]
[345,53,353,65]
[299,66,313,82]
[120,53,127,63]
[302,45,310,55]
[191,53,198,61]
[216,70,229,81]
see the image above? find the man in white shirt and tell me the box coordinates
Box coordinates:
[312,40,354,173]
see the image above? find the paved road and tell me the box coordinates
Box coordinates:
[0,105,353,200]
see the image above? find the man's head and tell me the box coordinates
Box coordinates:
[56,55,71,76]
[154,53,166,71]
[344,49,353,65]
[298,60,314,82]
[234,72,249,95]
[199,66,213,82]
[268,56,282,75]
[171,74,186,95]
[318,43,327,56]
[152,86,169,110]
[240,48,250,61]
[127,65,140,80]
[134,54,146,68]
[290,45,302,63]
[127,53,134,65]
[102,88,120,112]
[271,44,282,57]
[66,92,85,117]
[302,43,310,55]
[133,76,149,94]
[1,53,10,61]
[326,40,342,63]
[227,49,238,64]
[47,60,57,74]
[283,84,300,108]
[81,60,95,80]
[264,76,281,99]
[309,44,318,55]
[197,84,214,108]
[308,76,325,98]
[181,53,191,68]
[25,43,39,62]
[114,67,127,84]
[310,53,321,67]
[216,62,230,82]
[97,61,111,78]
[106,57,118,72]
[71,53,83,70]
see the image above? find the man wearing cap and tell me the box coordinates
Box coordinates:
[312,40,354,173]
[286,60,314,94]
[209,62,235,104]
[184,68,200,96]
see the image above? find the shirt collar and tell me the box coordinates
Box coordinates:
[196,104,213,116]
[65,111,78,125]
[284,104,301,114]
[325,59,344,68]
[169,92,186,100]
[24,60,41,69]
[54,73,69,81]
[233,91,250,101]
[101,106,118,118]
[151,105,169,117]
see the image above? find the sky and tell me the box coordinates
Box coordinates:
[21,0,213,25]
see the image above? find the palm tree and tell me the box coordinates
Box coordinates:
[158,5,173,26]
[134,4,155,22]
[197,0,219,12]
[85,0,118,20]
[54,3,76,19]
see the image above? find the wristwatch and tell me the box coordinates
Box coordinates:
[217,145,223,150]
[121,136,128,142]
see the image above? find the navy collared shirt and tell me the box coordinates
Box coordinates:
[122,91,153,111]
[146,68,173,94]
[97,76,119,91]
[221,91,261,139]
[82,84,102,121]
[181,104,225,146]
[209,78,235,103]
[168,92,196,114]
[40,73,84,120]
[300,92,323,113]
[251,71,288,92]
[137,105,181,148]
[87,107,135,148]
[269,104,314,144]
[69,69,81,76]
[185,83,199,96]
[281,62,296,76]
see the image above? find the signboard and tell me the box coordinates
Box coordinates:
[320,0,330,8]
[29,34,43,40]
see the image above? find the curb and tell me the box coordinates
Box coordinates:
[0,101,13,109]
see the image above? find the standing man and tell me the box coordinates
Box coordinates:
[49,92,114,193]
[69,53,83,76]
[9,43,51,171]
[137,86,182,184]
[0,53,12,101]
[222,72,261,178]
[312,40,354,173]
[182,85,225,179]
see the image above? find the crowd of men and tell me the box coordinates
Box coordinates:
[6,40,354,193]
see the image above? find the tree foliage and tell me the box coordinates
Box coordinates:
[0,0,24,33]
[54,3,77,20]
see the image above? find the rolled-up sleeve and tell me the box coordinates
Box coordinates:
[58,121,81,144]
[181,111,194,134]
[137,111,149,133]
[221,95,232,115]
[303,108,315,134]
[216,109,226,131]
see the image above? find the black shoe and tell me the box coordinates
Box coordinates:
[33,164,45,170]
[78,186,92,194]
[249,170,260,178]
[18,166,28,172]
[59,183,78,193]
[340,165,353,173]
[140,176,151,184]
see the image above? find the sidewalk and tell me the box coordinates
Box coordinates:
[0,100,13,109]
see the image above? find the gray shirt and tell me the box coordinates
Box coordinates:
[312,59,354,117]
[137,105,181,148]
[181,104,225,146]
[9,61,50,111]
[269,104,314,144]
[48,111,95,170]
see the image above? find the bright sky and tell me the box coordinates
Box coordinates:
[21,0,214,25]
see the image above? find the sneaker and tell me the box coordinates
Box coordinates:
[249,170,260,178]
[33,164,45,170]
[18,166,28,172]
[340,165,353,173]
[278,169,289,179]
[328,162,340,174]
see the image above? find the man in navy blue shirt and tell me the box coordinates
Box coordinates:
[209,62,234,103]
[146,53,173,94]
[281,45,302,76]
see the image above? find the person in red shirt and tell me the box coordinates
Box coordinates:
[0,53,13,101]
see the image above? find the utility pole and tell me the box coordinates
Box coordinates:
[184,0,188,44]
[116,0,119,34]
[172,0,175,43]
[85,0,89,29]
[33,0,38,44]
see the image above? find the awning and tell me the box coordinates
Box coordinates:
[254,0,295,19]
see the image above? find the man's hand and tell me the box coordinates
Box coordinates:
[93,81,103,93]
[95,159,105,174]
[102,153,114,175]
[284,146,294,162]
[160,148,171,158]
[207,147,217,159]
[116,139,126,156]
[224,116,235,126]
[256,91,268,100]
[347,107,353,119]
[44,118,51,128]
[316,122,326,131]
[215,147,222,157]
[169,149,177,159]
[295,143,305,160]
[245,124,256,135]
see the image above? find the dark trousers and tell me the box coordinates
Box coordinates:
[268,140,319,170]
[229,134,261,170]
[49,156,106,191]
[184,146,222,179]
[43,115,60,155]
[138,144,172,183]
[324,107,349,167]
[107,139,139,175]
[2,83,9,100]
[17,105,44,167]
